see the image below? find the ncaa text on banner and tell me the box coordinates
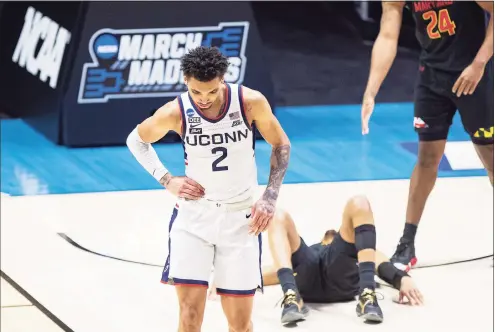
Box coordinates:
[12,6,72,89]
[77,22,250,104]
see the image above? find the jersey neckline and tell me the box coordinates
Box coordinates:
[187,83,232,123]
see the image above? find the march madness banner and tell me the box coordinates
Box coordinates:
[60,1,273,146]
[78,22,250,104]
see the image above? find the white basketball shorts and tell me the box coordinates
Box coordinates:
[161,199,263,297]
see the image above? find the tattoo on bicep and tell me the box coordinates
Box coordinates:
[263,145,291,202]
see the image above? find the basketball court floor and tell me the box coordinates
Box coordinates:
[1,103,493,331]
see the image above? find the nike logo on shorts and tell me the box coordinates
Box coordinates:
[246,213,251,219]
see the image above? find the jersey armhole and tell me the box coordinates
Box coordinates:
[238,85,252,131]
[177,96,187,139]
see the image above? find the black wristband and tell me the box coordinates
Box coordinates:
[377,262,409,290]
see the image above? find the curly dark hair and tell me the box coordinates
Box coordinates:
[180,46,229,82]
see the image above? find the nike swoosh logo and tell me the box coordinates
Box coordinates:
[246,213,251,218]
[190,123,201,128]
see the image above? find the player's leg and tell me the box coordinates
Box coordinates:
[175,287,208,332]
[339,196,376,292]
[392,72,457,270]
[220,297,254,332]
[161,207,214,332]
[267,210,301,292]
[215,245,258,332]
[454,66,494,263]
[266,210,311,323]
[338,195,383,322]
[215,239,258,332]
[473,144,493,185]
[455,65,494,186]
[215,209,307,328]
[213,209,262,332]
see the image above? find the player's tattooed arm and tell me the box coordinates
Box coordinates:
[243,87,290,235]
[264,145,291,203]
[244,87,291,204]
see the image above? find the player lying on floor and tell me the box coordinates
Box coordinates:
[261,195,424,324]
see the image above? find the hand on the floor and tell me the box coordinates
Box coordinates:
[163,176,205,200]
[249,197,275,236]
[398,277,424,306]
[361,94,375,135]
[452,62,485,97]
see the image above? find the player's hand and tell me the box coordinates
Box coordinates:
[361,94,375,135]
[249,197,276,236]
[398,277,424,306]
[452,62,485,97]
[161,175,205,200]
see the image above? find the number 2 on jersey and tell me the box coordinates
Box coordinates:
[212,147,228,172]
[423,9,456,39]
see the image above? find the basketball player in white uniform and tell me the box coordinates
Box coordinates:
[126,46,291,332]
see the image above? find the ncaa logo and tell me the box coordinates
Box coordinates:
[186,108,194,117]
[77,22,250,104]
[93,34,119,59]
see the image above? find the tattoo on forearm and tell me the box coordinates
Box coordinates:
[263,145,290,202]
[159,173,172,187]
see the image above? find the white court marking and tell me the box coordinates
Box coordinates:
[1,177,493,332]
[443,141,484,170]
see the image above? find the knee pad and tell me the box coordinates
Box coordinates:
[354,224,376,252]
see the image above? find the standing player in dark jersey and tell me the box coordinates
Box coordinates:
[361,1,493,270]
[261,196,423,324]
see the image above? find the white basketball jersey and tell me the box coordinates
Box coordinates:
[178,83,258,203]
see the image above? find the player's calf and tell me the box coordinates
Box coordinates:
[405,139,446,228]
[267,210,308,324]
[392,140,446,270]
[341,196,377,292]
[355,224,376,292]
[354,222,383,322]
[341,196,383,322]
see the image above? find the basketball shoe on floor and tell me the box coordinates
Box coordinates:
[391,240,417,272]
[280,289,309,324]
[356,288,383,322]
